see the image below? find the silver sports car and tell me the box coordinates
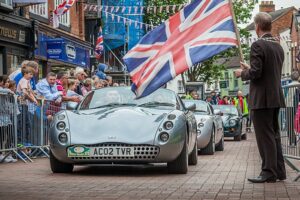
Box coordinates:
[49,87,198,174]
[183,100,224,155]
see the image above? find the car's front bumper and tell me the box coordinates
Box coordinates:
[224,127,241,137]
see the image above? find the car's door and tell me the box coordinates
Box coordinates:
[178,98,196,150]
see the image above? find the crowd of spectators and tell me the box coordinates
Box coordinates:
[0,61,128,163]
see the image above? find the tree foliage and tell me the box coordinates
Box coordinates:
[144,0,255,83]
[187,0,255,83]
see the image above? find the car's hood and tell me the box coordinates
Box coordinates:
[66,107,172,145]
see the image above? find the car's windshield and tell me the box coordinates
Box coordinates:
[183,100,209,114]
[79,87,177,110]
[213,105,239,116]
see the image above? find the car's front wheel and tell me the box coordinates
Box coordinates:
[167,134,188,174]
[188,139,198,165]
[50,151,74,173]
[200,127,215,155]
[215,134,224,151]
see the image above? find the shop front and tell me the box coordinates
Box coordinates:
[33,22,91,77]
[0,13,32,75]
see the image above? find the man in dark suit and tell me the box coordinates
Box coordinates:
[235,12,286,183]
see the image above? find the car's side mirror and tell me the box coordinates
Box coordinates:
[214,109,223,116]
[67,102,79,110]
[185,103,196,111]
[242,113,248,118]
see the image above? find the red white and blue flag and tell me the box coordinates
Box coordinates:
[95,26,104,60]
[53,0,76,28]
[123,0,238,98]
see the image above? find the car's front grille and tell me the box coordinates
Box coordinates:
[69,144,160,161]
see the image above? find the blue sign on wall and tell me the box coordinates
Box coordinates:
[35,34,90,68]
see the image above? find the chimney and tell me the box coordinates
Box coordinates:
[259,1,275,13]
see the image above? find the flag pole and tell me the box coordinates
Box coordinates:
[228,0,244,63]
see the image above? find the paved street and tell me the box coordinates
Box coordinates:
[1,133,300,200]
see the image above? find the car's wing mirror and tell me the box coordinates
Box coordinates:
[67,102,79,110]
[214,109,223,116]
[242,113,248,118]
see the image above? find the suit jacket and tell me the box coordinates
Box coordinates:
[241,33,285,110]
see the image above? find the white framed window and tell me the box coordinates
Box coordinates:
[177,80,184,93]
[30,3,48,18]
[0,0,12,7]
[54,0,70,27]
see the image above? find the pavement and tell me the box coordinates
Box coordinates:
[1,133,300,200]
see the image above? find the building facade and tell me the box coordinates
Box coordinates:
[0,1,91,77]
[0,1,33,75]
[246,1,297,82]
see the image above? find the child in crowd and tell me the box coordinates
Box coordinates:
[67,79,83,101]
[81,78,92,96]
[17,67,38,105]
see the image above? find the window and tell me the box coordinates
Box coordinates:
[54,0,70,27]
[225,72,229,80]
[177,80,184,93]
[234,79,239,88]
[30,3,48,18]
[0,0,12,7]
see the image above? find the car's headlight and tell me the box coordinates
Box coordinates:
[198,123,204,128]
[229,119,237,126]
[57,121,66,130]
[159,132,169,142]
[167,114,176,120]
[58,132,68,143]
[164,121,174,130]
[57,114,66,120]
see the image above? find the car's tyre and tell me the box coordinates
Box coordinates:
[188,139,198,165]
[234,125,242,141]
[50,151,73,173]
[168,134,188,174]
[241,133,247,140]
[234,134,242,141]
[200,127,215,155]
[215,134,224,151]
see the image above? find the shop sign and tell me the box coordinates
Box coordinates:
[0,26,17,40]
[46,37,89,68]
[66,44,76,59]
[0,20,29,45]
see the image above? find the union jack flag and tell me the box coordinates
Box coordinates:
[53,0,76,28]
[123,0,238,98]
[95,26,104,60]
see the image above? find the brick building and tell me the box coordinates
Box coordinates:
[0,1,91,77]
[291,9,300,72]
[246,1,297,80]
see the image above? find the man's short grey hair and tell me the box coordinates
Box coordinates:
[46,72,56,78]
[291,71,300,81]
[27,61,39,69]
[21,60,29,68]
[254,12,272,32]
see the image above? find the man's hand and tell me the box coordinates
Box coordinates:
[240,62,250,70]
[71,96,81,103]
[234,69,243,78]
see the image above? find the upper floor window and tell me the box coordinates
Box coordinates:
[177,80,184,93]
[30,3,48,18]
[0,0,12,7]
[54,0,70,27]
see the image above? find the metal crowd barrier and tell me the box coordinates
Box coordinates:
[0,92,63,163]
[0,92,22,162]
[280,83,300,181]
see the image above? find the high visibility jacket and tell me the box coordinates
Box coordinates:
[234,97,249,115]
